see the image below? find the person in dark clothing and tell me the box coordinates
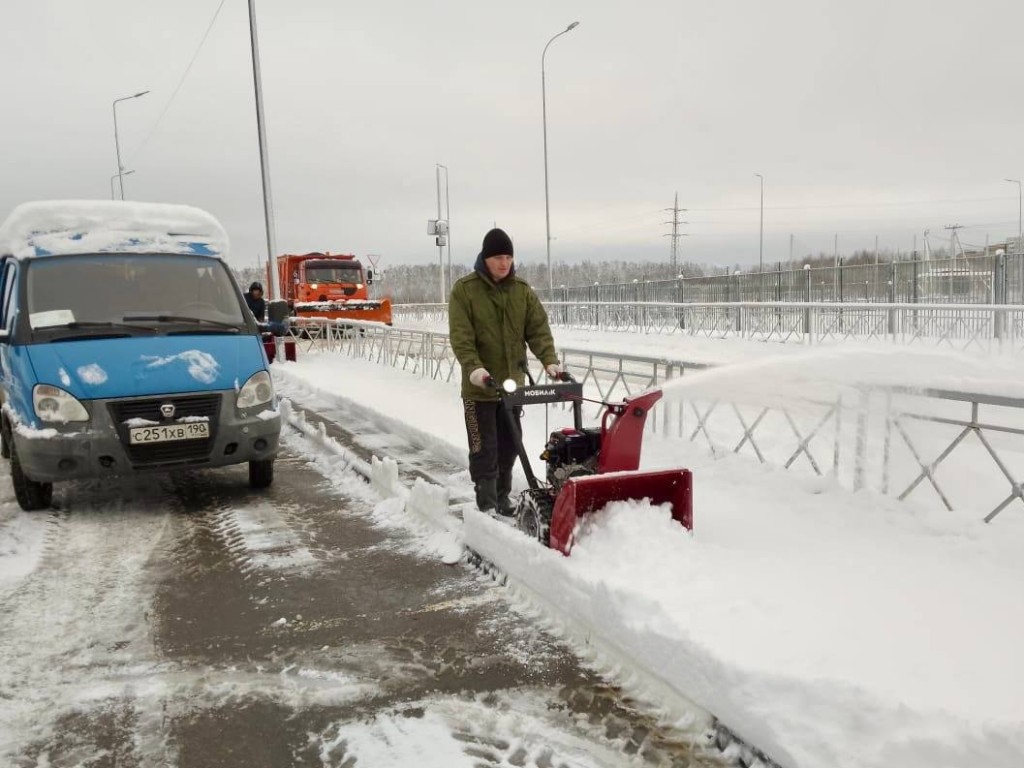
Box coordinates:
[245,282,267,322]
[448,228,562,515]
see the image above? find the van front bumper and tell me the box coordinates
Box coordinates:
[11,392,281,483]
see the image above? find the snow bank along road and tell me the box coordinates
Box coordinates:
[0,420,726,766]
[270,340,1024,768]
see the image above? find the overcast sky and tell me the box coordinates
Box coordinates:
[2,0,1023,275]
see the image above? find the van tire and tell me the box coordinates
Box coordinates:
[249,458,274,489]
[10,440,52,511]
[0,415,10,459]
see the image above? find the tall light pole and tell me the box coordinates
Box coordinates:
[248,0,280,301]
[754,173,764,272]
[1005,178,1022,254]
[542,21,580,298]
[110,170,135,201]
[112,90,149,201]
[435,164,446,302]
[437,164,451,292]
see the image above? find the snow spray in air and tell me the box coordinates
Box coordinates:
[656,344,1024,414]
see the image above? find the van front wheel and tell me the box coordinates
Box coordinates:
[249,458,274,489]
[10,441,52,511]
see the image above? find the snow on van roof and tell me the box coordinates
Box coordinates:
[0,200,229,259]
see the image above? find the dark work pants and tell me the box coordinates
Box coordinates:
[462,399,521,484]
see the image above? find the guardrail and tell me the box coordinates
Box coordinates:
[283,317,1024,524]
[391,301,1024,353]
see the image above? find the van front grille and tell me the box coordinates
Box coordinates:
[108,394,221,465]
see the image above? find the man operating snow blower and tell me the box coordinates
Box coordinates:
[449,227,562,516]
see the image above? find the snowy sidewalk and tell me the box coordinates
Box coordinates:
[273,345,1024,768]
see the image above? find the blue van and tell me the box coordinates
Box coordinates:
[0,200,281,510]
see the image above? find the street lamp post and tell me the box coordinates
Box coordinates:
[109,170,135,201]
[542,21,580,299]
[248,0,281,301]
[437,163,451,297]
[112,91,149,201]
[1005,178,1022,254]
[754,173,764,273]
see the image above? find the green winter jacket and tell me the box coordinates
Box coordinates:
[449,262,559,401]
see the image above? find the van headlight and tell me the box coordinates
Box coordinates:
[33,384,89,423]
[237,371,274,410]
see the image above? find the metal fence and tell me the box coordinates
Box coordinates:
[393,300,1024,353]
[534,251,1024,306]
[282,318,1024,524]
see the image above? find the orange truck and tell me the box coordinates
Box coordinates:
[276,252,392,325]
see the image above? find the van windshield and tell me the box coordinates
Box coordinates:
[26,253,247,336]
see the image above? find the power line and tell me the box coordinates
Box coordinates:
[127,0,228,165]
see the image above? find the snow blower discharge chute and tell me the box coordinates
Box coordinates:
[491,373,692,555]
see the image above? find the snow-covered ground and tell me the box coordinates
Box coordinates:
[273,330,1024,768]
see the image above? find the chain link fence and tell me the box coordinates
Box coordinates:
[533,251,1024,306]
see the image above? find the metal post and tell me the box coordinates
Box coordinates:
[112,91,148,201]
[438,164,452,291]
[1005,178,1022,254]
[542,21,579,299]
[995,249,1006,343]
[754,173,764,275]
[436,165,444,302]
[803,264,812,341]
[248,0,280,301]
[833,233,839,298]
[109,170,134,201]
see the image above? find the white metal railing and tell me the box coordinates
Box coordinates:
[283,317,1024,524]
[392,301,1024,353]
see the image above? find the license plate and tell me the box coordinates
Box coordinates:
[129,422,210,445]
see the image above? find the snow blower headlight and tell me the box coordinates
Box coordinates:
[33,384,88,423]
[501,379,517,393]
[238,371,275,410]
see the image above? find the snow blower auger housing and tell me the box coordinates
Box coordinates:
[495,375,692,555]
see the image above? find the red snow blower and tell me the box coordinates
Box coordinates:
[493,373,692,555]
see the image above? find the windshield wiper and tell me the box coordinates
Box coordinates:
[39,320,156,333]
[124,314,241,331]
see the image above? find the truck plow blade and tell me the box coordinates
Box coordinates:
[548,469,693,555]
[292,297,392,324]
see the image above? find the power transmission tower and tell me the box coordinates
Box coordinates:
[663,192,688,272]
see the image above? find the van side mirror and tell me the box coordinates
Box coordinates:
[366,269,373,285]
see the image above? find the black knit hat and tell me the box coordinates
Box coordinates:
[249,282,263,292]
[480,228,513,259]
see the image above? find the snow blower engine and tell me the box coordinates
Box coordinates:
[492,373,692,555]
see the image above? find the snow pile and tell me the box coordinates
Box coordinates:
[0,199,229,258]
[464,459,1024,768]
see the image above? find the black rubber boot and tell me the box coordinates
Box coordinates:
[496,469,515,517]
[474,478,498,513]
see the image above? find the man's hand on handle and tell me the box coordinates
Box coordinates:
[545,363,563,379]
[469,367,492,388]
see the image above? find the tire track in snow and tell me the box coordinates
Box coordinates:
[0,477,177,766]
